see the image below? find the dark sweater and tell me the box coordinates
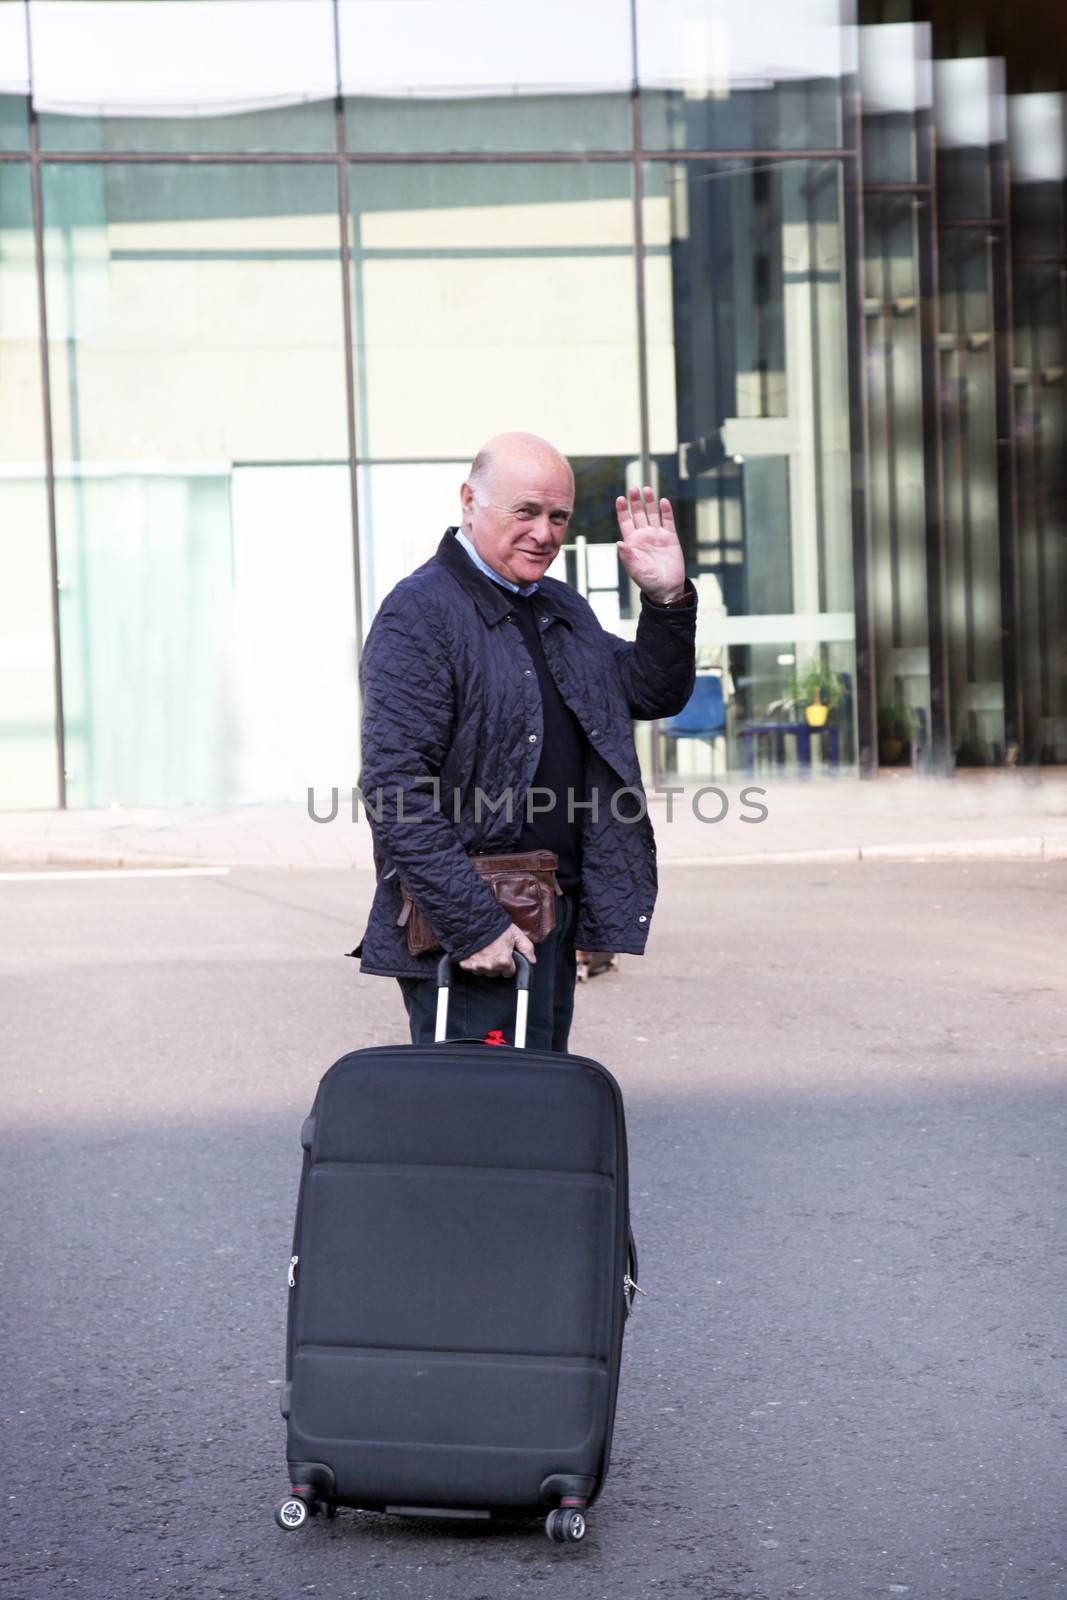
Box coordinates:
[506,590,587,892]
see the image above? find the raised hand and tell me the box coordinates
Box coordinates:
[615,485,686,605]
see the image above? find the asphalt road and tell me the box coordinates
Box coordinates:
[2,861,1065,1600]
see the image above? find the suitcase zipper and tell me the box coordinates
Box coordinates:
[288,1255,299,1288]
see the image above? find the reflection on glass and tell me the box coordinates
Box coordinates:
[655,637,856,779]
[933,58,1005,222]
[645,159,852,608]
[32,0,336,153]
[347,162,642,619]
[38,101,336,156]
[345,94,631,156]
[0,0,30,150]
[644,155,854,771]
[0,95,29,150]
[939,227,1004,764]
[863,192,931,757]
[1,166,57,807]
[935,62,1010,763]
[339,0,631,97]
[339,0,632,152]
[42,163,347,463]
[53,466,358,807]
[1010,95,1067,762]
[636,0,848,151]
[40,162,357,805]
[858,23,933,186]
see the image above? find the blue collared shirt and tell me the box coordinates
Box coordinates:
[455,528,539,597]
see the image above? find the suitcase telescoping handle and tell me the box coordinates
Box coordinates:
[434,951,531,1049]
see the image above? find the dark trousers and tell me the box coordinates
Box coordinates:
[397,892,579,1053]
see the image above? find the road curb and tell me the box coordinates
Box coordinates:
[1,834,1065,873]
[658,834,1067,867]
[0,846,203,870]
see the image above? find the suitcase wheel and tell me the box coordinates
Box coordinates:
[275,1496,310,1531]
[545,1507,587,1544]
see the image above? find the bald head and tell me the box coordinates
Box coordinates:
[460,432,575,588]
[467,432,573,508]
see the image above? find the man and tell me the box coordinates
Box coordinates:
[352,431,696,1051]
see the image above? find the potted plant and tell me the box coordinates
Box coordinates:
[878,688,914,765]
[789,660,845,728]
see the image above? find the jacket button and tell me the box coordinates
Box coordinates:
[528,733,537,743]
[524,669,533,676]
[590,728,600,738]
[638,914,648,924]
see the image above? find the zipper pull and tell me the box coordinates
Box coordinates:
[287,1255,299,1288]
[623,1273,645,1302]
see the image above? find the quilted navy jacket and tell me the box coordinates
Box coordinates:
[353,528,697,977]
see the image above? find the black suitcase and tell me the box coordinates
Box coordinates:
[276,955,638,1546]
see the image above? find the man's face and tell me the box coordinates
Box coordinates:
[461,451,574,588]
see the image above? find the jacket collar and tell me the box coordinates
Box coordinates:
[436,528,572,628]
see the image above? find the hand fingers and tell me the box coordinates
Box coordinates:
[629,485,652,529]
[460,955,514,976]
[459,948,535,976]
[618,485,673,535]
[513,930,537,964]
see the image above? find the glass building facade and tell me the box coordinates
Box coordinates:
[1,0,1063,808]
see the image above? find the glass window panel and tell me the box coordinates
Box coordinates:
[679,636,857,778]
[1009,92,1067,185]
[0,97,29,150]
[938,227,1005,763]
[348,161,643,620]
[339,0,632,96]
[38,101,336,156]
[933,57,1006,154]
[40,162,357,806]
[0,0,30,150]
[862,113,917,187]
[641,79,842,154]
[1010,95,1067,257]
[1012,180,1065,261]
[0,0,28,87]
[643,155,855,768]
[858,23,932,185]
[864,193,931,740]
[340,0,632,152]
[934,58,1005,222]
[1013,266,1067,763]
[42,163,347,462]
[938,148,991,224]
[345,93,631,155]
[635,0,848,151]
[31,0,336,152]
[1,165,58,807]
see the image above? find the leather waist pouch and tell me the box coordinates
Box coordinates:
[397,849,562,958]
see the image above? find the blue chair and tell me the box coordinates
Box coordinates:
[653,675,727,785]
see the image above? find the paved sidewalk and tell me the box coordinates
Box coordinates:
[2,770,1066,871]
